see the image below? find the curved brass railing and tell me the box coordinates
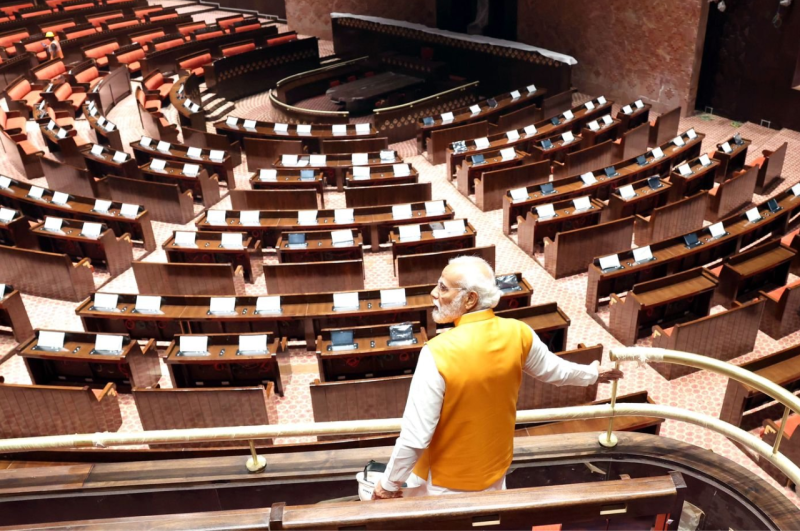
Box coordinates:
[0,348,798,485]
[373,80,479,114]
[273,56,370,88]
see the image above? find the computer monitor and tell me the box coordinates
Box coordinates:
[550,117,560,126]
[422,117,434,126]
[452,140,467,153]
[486,98,498,108]
[768,198,781,212]
[636,155,647,166]
[331,329,354,347]
[683,233,700,248]
[734,133,744,146]
[603,166,617,177]
[288,233,306,246]
[471,154,485,164]
[540,182,555,195]
[647,177,662,190]
[300,170,314,180]
[496,274,521,293]
[541,139,553,150]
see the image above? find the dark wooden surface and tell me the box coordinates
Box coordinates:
[0,288,33,342]
[132,261,238,296]
[475,160,550,212]
[0,244,94,301]
[264,260,364,295]
[517,196,605,254]
[139,161,222,208]
[326,71,424,112]
[397,245,495,286]
[712,238,795,308]
[344,182,431,208]
[163,230,260,283]
[634,191,708,247]
[229,189,318,211]
[94,174,195,225]
[755,142,787,193]
[706,165,758,222]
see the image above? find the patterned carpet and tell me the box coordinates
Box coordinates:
[0,6,799,507]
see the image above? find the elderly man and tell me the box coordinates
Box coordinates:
[373,256,623,499]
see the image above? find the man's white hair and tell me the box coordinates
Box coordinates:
[448,255,502,310]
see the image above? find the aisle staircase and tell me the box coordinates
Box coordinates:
[198,82,236,122]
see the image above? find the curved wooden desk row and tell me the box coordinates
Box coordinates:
[75,273,533,348]
[271,150,404,191]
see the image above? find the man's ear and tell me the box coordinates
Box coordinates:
[465,291,479,311]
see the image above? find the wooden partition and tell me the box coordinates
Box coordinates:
[755,142,787,193]
[397,245,495,286]
[620,121,650,160]
[649,106,681,147]
[495,103,542,132]
[182,126,243,168]
[0,288,33,342]
[0,244,94,301]
[634,191,707,246]
[427,120,488,165]
[517,344,602,409]
[132,261,239,296]
[651,298,764,380]
[543,217,635,279]
[552,140,619,180]
[344,182,431,208]
[320,137,389,154]
[229,189,318,211]
[264,260,364,294]
[310,375,410,423]
[40,154,95,198]
[243,136,305,172]
[475,160,549,211]
[0,382,121,439]
[707,165,758,221]
[94,174,196,224]
[759,279,800,339]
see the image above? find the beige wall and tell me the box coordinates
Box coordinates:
[285,0,436,41]
[517,0,709,114]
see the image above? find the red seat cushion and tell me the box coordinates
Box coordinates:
[781,229,799,247]
[234,23,260,33]
[8,78,31,100]
[35,62,66,80]
[751,156,766,169]
[143,72,164,90]
[767,279,800,301]
[267,34,297,47]
[74,66,100,84]
[774,415,800,438]
[709,265,723,276]
[196,30,224,41]
[222,42,255,57]
[153,38,184,51]
[180,53,211,70]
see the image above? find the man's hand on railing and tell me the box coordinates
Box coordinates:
[372,480,403,500]
[591,360,624,383]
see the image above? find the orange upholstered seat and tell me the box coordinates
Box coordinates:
[63,2,92,10]
[781,229,799,247]
[195,30,224,41]
[709,265,723,276]
[708,183,719,197]
[0,108,26,132]
[766,279,800,302]
[267,34,297,46]
[149,13,177,22]
[771,415,800,438]
[23,39,49,61]
[218,15,243,29]
[222,41,255,57]
[107,19,139,30]
[152,38,184,51]
[134,6,161,18]
[65,27,97,39]
[234,23,260,33]
[7,78,41,107]
[84,42,119,67]
[88,13,122,26]
[74,66,103,90]
[132,30,164,45]
[143,72,173,98]
[0,30,29,55]
[136,88,161,111]
[179,52,212,76]
[178,22,206,35]
[34,61,67,81]
[117,48,145,73]
[40,20,74,33]
[54,83,86,108]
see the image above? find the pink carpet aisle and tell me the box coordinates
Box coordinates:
[1,3,799,505]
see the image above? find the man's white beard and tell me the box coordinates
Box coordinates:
[432,292,466,323]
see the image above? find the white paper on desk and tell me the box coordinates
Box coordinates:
[28,186,44,199]
[47,120,57,131]
[210,297,236,314]
[380,150,395,162]
[149,158,166,172]
[225,116,239,127]
[425,200,445,215]
[140,136,152,148]
[585,100,595,110]
[240,210,260,226]
[563,110,574,121]
[597,96,607,105]
[510,90,521,100]
[331,229,353,245]
[587,120,600,131]
[259,169,277,181]
[635,99,644,109]
[720,141,732,153]
[500,147,516,160]
[89,107,97,116]
[444,219,466,234]
[156,141,171,152]
[180,335,208,353]
[599,254,620,270]
[510,187,529,202]
[175,231,196,247]
[573,196,591,211]
[274,123,288,133]
[651,147,664,160]
[561,131,575,144]
[0,208,14,222]
[296,124,312,135]
[97,117,106,126]
[206,210,227,226]
[352,166,370,179]
[112,151,127,163]
[633,246,653,263]
[355,123,370,135]
[351,152,369,166]
[332,124,347,135]
[380,288,406,307]
[94,293,118,310]
[57,128,68,139]
[38,330,65,350]
[187,146,202,158]
[282,154,299,166]
[622,105,633,114]
[673,136,686,147]
[44,217,63,231]
[469,104,481,115]
[239,334,267,353]
[699,154,712,166]
[91,199,111,213]
[105,122,116,132]
[95,334,123,353]
[220,232,243,249]
[527,84,537,93]
[333,292,359,310]
[793,183,800,197]
[335,208,354,224]
[398,224,421,241]
[0,176,11,189]
[120,203,139,218]
[618,184,636,200]
[709,222,726,238]
[0,284,5,297]
[580,172,597,185]
[298,210,318,225]
[52,192,69,205]
[309,154,326,166]
[506,129,520,142]
[256,296,281,313]
[687,128,697,140]
[677,163,692,176]
[393,163,411,177]
[536,203,555,219]
[90,144,104,156]
[440,111,454,123]
[393,204,413,220]
[81,222,102,238]
[136,295,161,312]
[745,207,762,222]
[474,137,490,150]
[243,119,257,129]
[602,115,613,125]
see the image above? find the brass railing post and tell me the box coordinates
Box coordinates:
[773,406,791,456]
[599,360,621,448]
[246,440,267,473]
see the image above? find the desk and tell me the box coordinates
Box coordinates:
[517,197,604,255]
[0,286,33,342]
[327,71,424,113]
[527,133,584,164]
[0,209,36,248]
[17,330,161,390]
[140,160,222,208]
[273,151,402,191]
[249,170,325,208]
[81,143,140,179]
[388,221,477,266]
[215,119,378,154]
[667,157,720,201]
[264,260,364,294]
[713,239,795,308]
[609,267,718,345]
[316,323,427,382]
[495,303,570,352]
[615,103,652,132]
[132,139,235,189]
[344,164,419,188]
[580,118,621,148]
[41,123,90,169]
[164,332,283,395]
[82,103,123,152]
[456,149,528,196]
[715,136,751,178]
[163,230,260,283]
[276,230,364,264]
[605,177,671,221]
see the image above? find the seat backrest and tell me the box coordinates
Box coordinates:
[143,71,164,90]
[132,29,164,45]
[85,41,119,58]
[74,66,99,84]
[267,34,297,47]
[222,41,255,57]
[195,29,224,41]
[118,48,145,63]
[0,30,29,48]
[179,51,211,69]
[34,61,66,80]
[54,83,72,100]
[178,21,206,35]
[7,78,31,100]
[152,37,183,51]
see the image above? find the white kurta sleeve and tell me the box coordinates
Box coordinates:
[380,346,445,491]
[523,325,598,386]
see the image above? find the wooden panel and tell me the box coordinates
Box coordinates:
[517,344,602,410]
[0,289,33,342]
[634,191,707,246]
[756,142,787,193]
[397,246,495,287]
[620,121,650,161]
[95,174,195,224]
[649,107,681,147]
[132,261,237,296]
[760,282,800,340]
[344,182,431,208]
[264,260,364,295]
[495,103,542,132]
[543,217,635,279]
[476,160,549,212]
[553,140,618,180]
[229,189,318,211]
[707,165,758,221]
[427,121,488,165]
[0,245,94,301]
[243,137,304,172]
[310,376,410,423]
[320,137,389,154]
